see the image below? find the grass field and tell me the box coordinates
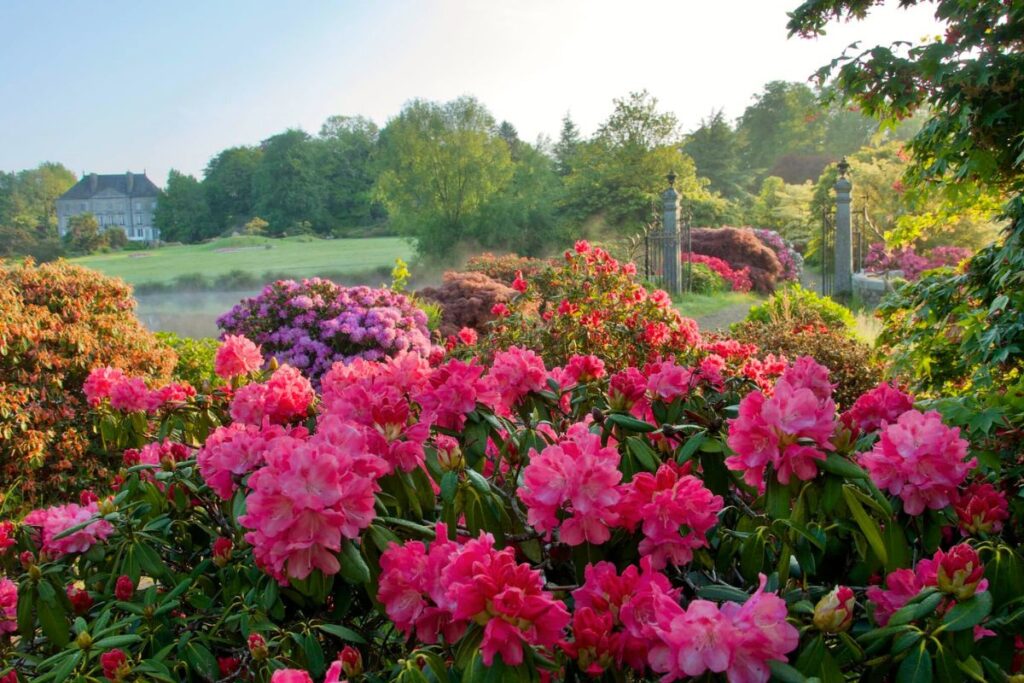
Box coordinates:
[675,291,762,331]
[70,235,414,286]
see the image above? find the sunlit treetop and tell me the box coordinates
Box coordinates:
[788,0,1024,193]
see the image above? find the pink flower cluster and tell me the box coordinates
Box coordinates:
[215,334,264,379]
[867,543,987,625]
[230,365,315,425]
[198,422,299,499]
[649,574,799,683]
[238,428,381,582]
[858,409,974,515]
[83,367,195,413]
[488,346,548,413]
[841,382,914,435]
[617,462,724,569]
[414,359,498,430]
[682,253,753,292]
[726,357,836,489]
[22,502,114,557]
[0,577,16,634]
[519,423,623,546]
[0,521,15,554]
[379,528,570,667]
[752,228,802,282]
[864,242,972,281]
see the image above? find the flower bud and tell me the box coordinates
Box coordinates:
[268,356,280,371]
[0,670,17,683]
[19,551,35,570]
[114,575,135,602]
[100,648,130,681]
[66,585,94,615]
[434,436,464,473]
[340,645,363,677]
[212,537,233,568]
[75,630,93,650]
[936,544,986,600]
[79,490,99,506]
[955,482,1009,535]
[812,586,855,633]
[248,633,269,661]
[97,497,117,516]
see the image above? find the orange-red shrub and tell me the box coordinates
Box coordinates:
[0,260,175,506]
[464,252,553,285]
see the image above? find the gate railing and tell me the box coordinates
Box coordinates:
[821,208,835,297]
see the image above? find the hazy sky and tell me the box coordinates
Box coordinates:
[0,1,945,185]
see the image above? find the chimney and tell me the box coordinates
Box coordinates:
[126,171,134,194]
[89,173,98,192]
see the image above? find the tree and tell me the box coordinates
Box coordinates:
[64,213,106,254]
[244,216,268,236]
[562,91,717,234]
[252,130,328,236]
[553,113,582,177]
[154,170,214,243]
[497,121,523,162]
[737,81,827,173]
[682,110,747,199]
[375,97,514,257]
[203,146,262,231]
[317,115,382,230]
[0,163,75,259]
[789,0,1024,393]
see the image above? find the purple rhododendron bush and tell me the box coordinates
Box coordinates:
[1,263,1023,683]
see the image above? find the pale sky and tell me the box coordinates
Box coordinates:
[0,0,945,185]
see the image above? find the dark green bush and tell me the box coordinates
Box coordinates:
[740,284,856,334]
[156,332,220,388]
[686,262,729,294]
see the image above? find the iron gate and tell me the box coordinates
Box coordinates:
[821,208,835,297]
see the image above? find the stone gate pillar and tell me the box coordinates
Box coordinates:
[662,171,682,295]
[834,158,853,298]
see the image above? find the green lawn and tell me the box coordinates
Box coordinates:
[70,235,414,286]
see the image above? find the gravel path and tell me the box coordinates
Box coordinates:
[693,301,760,332]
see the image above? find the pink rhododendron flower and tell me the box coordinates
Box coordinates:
[270,671,313,683]
[934,543,986,600]
[842,382,914,434]
[215,334,264,379]
[230,365,314,425]
[457,327,478,346]
[726,359,836,489]
[441,532,570,666]
[512,270,527,293]
[858,409,974,515]
[617,462,723,569]
[101,649,129,681]
[955,482,1009,535]
[645,360,696,402]
[563,607,618,676]
[564,354,606,383]
[198,422,296,499]
[488,346,548,413]
[83,367,126,406]
[813,586,855,633]
[0,577,16,634]
[0,521,15,553]
[648,574,798,683]
[238,434,379,583]
[866,568,923,626]
[109,376,151,412]
[147,382,196,410]
[23,502,114,557]
[415,359,498,430]
[519,423,622,546]
[608,368,647,412]
[571,558,678,672]
[378,522,467,644]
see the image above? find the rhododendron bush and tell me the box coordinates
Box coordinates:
[0,259,175,507]
[2,325,1023,680]
[217,278,434,384]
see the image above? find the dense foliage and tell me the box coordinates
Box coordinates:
[417,272,518,339]
[690,228,785,293]
[217,279,434,385]
[462,252,553,285]
[0,260,175,506]
[743,284,857,335]
[863,242,971,281]
[482,241,701,370]
[155,332,221,389]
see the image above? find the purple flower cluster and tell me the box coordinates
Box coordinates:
[864,243,972,281]
[753,228,803,282]
[217,278,433,383]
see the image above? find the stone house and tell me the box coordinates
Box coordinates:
[56,172,161,242]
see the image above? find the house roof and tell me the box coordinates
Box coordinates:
[59,173,161,200]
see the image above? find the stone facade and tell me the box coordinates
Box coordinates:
[56,172,161,242]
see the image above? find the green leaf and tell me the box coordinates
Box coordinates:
[51,651,82,683]
[768,660,808,683]
[17,584,35,641]
[696,584,750,602]
[94,634,144,649]
[182,641,219,681]
[941,591,992,631]
[819,452,868,479]
[676,430,706,463]
[897,642,933,683]
[316,623,367,644]
[338,540,371,585]
[888,591,943,627]
[766,477,792,520]
[415,650,453,683]
[842,485,888,566]
[37,597,69,648]
[440,471,458,504]
[626,436,659,472]
[606,413,656,433]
